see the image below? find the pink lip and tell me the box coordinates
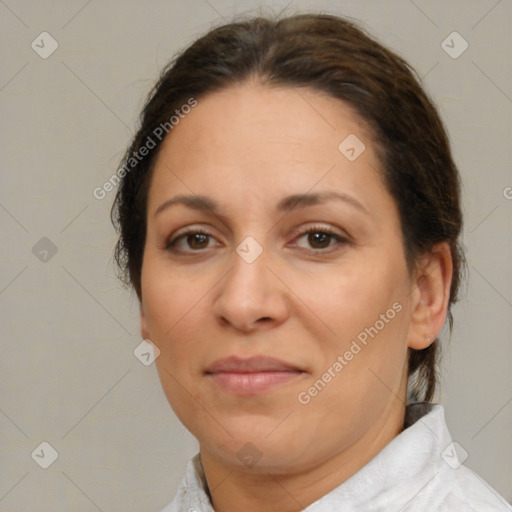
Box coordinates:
[205,356,305,395]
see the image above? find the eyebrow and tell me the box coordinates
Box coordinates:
[277,191,369,215]
[154,191,369,217]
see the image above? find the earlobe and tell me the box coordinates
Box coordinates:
[407,242,453,350]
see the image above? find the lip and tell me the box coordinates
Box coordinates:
[205,355,305,395]
[205,355,303,373]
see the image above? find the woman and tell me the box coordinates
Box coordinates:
[112,13,511,512]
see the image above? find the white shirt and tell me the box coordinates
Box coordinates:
[161,404,511,511]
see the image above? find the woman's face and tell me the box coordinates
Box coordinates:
[140,82,420,474]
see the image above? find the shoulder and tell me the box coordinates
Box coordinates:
[406,405,510,511]
[418,464,511,511]
[158,454,214,512]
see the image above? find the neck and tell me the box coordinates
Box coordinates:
[200,400,406,512]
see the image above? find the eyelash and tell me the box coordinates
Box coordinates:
[291,225,348,253]
[165,225,348,255]
[165,229,217,252]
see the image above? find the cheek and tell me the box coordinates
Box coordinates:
[142,258,202,337]
[141,265,212,391]
[302,251,410,390]
[307,255,406,338]
[299,299,409,437]
[142,265,212,424]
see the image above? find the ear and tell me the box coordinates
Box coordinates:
[140,302,150,340]
[407,242,453,350]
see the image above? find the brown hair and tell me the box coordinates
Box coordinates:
[112,13,465,402]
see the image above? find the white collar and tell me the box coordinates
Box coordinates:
[163,404,511,511]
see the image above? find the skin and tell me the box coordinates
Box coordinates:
[140,81,453,512]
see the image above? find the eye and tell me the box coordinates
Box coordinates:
[166,228,220,253]
[293,225,347,252]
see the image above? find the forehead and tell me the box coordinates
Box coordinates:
[148,82,387,213]
[158,82,374,158]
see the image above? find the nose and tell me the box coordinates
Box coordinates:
[212,244,290,333]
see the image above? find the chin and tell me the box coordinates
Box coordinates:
[200,424,311,472]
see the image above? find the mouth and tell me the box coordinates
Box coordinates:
[204,355,305,395]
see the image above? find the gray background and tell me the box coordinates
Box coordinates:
[1,0,510,510]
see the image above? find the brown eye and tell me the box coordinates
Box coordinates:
[294,226,347,253]
[166,229,219,253]
[307,232,333,249]
[186,233,210,250]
